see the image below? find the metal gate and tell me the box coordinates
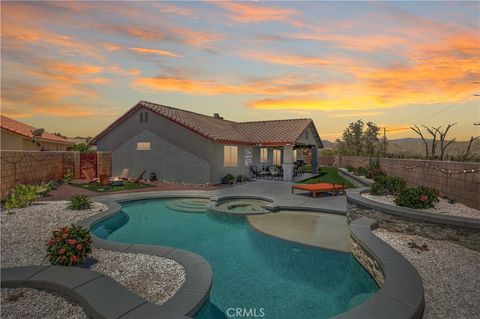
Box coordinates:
[80,152,97,178]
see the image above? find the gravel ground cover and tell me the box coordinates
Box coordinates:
[1,201,186,313]
[373,229,480,319]
[1,287,88,319]
[362,193,480,218]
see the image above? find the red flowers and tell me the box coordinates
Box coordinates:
[46,224,92,267]
[419,194,428,202]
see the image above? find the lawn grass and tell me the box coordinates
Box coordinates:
[300,166,355,188]
[71,181,153,192]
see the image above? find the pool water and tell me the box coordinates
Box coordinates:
[92,199,378,319]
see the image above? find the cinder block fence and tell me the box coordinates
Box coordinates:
[326,155,480,209]
[0,151,112,200]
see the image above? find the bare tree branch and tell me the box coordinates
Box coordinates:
[423,125,441,158]
[439,123,457,160]
[410,125,429,158]
[463,136,480,161]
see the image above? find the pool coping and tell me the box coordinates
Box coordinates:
[347,187,480,229]
[336,217,425,319]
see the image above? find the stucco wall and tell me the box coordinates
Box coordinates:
[111,130,211,183]
[1,129,70,151]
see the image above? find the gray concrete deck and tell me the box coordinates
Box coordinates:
[94,180,347,214]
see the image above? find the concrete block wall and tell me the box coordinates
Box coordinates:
[328,155,480,209]
[0,151,78,200]
[96,152,112,177]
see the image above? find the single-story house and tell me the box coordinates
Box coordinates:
[90,101,323,184]
[0,115,73,151]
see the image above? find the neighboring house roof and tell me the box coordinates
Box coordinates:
[90,100,323,147]
[0,115,72,144]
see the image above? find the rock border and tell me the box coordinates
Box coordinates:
[347,187,480,229]
[336,217,425,319]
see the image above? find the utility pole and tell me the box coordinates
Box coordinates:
[383,127,387,154]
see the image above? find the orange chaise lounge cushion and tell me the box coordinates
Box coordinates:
[292,183,346,197]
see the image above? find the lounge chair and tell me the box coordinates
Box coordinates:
[132,170,146,184]
[82,169,98,184]
[292,183,346,198]
[119,168,129,180]
[99,174,112,187]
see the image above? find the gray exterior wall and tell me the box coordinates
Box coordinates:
[95,107,320,184]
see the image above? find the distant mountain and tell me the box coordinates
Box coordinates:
[321,138,480,157]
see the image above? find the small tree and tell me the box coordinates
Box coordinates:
[462,136,480,161]
[337,120,383,156]
[72,143,91,153]
[438,123,456,160]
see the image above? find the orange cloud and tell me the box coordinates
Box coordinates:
[239,51,344,67]
[216,2,302,26]
[128,47,180,58]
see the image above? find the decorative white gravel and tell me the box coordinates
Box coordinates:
[362,193,480,218]
[1,200,186,310]
[1,287,88,319]
[373,229,480,319]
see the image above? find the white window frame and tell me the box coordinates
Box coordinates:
[273,149,282,166]
[293,149,297,162]
[260,148,268,162]
[137,142,151,151]
[224,145,238,167]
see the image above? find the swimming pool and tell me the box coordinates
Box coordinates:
[92,198,378,319]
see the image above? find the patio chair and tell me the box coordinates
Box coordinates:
[82,169,98,184]
[132,170,146,184]
[118,168,129,180]
[269,165,282,180]
[99,174,111,187]
[250,165,270,179]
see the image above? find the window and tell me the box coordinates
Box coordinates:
[224,146,238,167]
[140,111,148,122]
[137,142,151,150]
[260,148,268,162]
[273,149,281,166]
[293,149,297,162]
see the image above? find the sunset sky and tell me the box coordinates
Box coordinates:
[2,1,479,141]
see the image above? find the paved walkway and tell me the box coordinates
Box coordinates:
[94,180,347,213]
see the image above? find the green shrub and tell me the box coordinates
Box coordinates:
[45,180,60,191]
[46,224,92,266]
[68,195,92,210]
[221,173,236,185]
[63,168,73,184]
[356,166,368,176]
[344,164,355,172]
[236,175,250,183]
[395,186,439,209]
[5,184,41,209]
[365,167,386,179]
[370,176,407,196]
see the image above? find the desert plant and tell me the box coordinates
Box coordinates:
[356,166,368,176]
[63,168,73,184]
[370,176,407,196]
[46,180,60,191]
[395,186,439,209]
[68,195,92,210]
[46,224,92,266]
[221,173,236,185]
[344,164,355,172]
[5,184,41,209]
[365,167,386,179]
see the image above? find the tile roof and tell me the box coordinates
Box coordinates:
[0,115,72,144]
[91,100,322,146]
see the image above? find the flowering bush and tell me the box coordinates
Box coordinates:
[394,186,439,209]
[46,224,92,266]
